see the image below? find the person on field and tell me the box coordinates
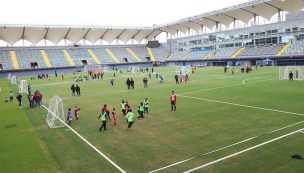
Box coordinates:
[16,93,22,107]
[9,91,14,102]
[75,85,80,96]
[137,102,145,119]
[126,78,131,90]
[74,106,80,121]
[170,91,177,111]
[289,71,294,81]
[71,84,76,96]
[175,74,179,84]
[98,110,107,131]
[126,109,134,129]
[143,77,148,88]
[121,100,126,116]
[112,108,117,126]
[144,98,149,114]
[67,108,72,126]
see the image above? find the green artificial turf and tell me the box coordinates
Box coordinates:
[1,66,304,173]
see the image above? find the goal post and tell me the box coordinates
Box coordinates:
[7,73,11,80]
[46,95,65,128]
[19,80,28,94]
[279,66,304,80]
[11,75,17,85]
[84,65,107,73]
[127,66,140,73]
[176,65,190,75]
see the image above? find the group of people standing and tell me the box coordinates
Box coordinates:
[70,84,81,96]
[66,106,81,126]
[126,78,135,90]
[27,90,43,108]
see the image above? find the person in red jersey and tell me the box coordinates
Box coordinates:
[112,108,117,126]
[170,91,177,111]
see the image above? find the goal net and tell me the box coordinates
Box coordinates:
[84,65,105,73]
[19,80,28,94]
[176,66,190,75]
[127,66,140,73]
[11,75,17,85]
[46,95,65,128]
[7,73,11,80]
[279,66,304,80]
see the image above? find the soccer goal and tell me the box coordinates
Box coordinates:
[7,73,11,80]
[279,66,304,80]
[176,66,190,75]
[84,65,106,73]
[46,95,65,128]
[128,66,140,73]
[11,75,17,85]
[19,80,28,94]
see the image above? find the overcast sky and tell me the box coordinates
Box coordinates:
[0,0,250,27]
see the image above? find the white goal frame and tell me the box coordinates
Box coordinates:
[11,75,17,85]
[7,73,11,80]
[279,66,304,81]
[46,95,65,128]
[176,65,191,75]
[84,65,107,73]
[19,80,28,94]
[127,66,140,73]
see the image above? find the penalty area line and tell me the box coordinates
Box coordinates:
[178,95,304,117]
[41,105,127,173]
[148,120,304,173]
[183,127,304,173]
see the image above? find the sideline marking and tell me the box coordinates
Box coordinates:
[178,94,304,117]
[148,121,304,173]
[183,128,304,173]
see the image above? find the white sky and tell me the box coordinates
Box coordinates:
[0,0,250,27]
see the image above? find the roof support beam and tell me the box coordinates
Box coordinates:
[43,27,49,40]
[131,30,141,39]
[64,28,71,40]
[83,28,91,40]
[116,29,126,40]
[100,29,109,40]
[22,27,25,47]
[145,30,156,40]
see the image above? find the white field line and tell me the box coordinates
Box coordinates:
[180,78,276,95]
[14,82,126,173]
[178,95,304,117]
[241,77,265,84]
[41,105,127,173]
[148,121,304,173]
[183,127,304,173]
[300,131,304,134]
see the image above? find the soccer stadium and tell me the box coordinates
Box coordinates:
[1,0,304,172]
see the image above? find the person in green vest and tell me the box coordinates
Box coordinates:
[143,98,149,114]
[98,110,107,131]
[120,100,126,116]
[137,102,145,119]
[126,109,134,129]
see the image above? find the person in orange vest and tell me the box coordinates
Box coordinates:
[170,91,177,111]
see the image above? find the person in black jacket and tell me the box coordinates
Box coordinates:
[16,93,22,107]
[130,78,135,90]
[71,84,75,96]
[126,78,131,90]
[75,85,80,96]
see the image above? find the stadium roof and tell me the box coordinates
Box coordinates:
[0,0,303,45]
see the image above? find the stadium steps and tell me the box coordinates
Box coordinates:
[276,44,290,56]
[126,48,142,62]
[40,50,52,68]
[147,48,156,61]
[87,49,101,64]
[63,49,75,66]
[10,51,19,69]
[105,48,120,63]
[231,47,245,58]
[204,50,216,59]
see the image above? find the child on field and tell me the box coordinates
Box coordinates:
[112,108,117,126]
[137,102,145,119]
[74,106,80,121]
[67,108,72,126]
